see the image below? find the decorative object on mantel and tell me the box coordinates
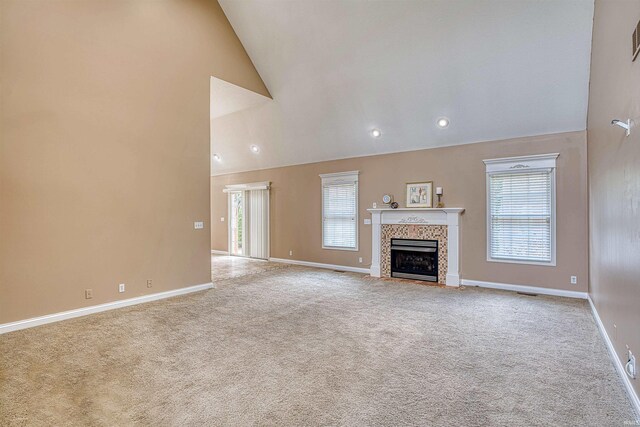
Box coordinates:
[382,194,393,205]
[406,181,433,208]
[390,201,399,209]
[435,187,444,208]
[398,215,427,224]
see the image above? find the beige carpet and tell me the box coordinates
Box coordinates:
[1,263,637,426]
[210,254,288,282]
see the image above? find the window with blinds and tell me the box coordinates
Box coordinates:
[320,171,359,250]
[484,154,557,265]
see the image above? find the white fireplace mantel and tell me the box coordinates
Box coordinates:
[368,208,464,286]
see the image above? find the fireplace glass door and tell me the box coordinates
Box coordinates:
[390,239,438,282]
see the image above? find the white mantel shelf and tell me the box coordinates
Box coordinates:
[368,207,464,286]
[367,208,464,213]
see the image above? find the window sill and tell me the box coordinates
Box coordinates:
[487,257,556,267]
[322,246,359,252]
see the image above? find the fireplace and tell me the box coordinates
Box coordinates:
[390,238,438,282]
[368,208,463,286]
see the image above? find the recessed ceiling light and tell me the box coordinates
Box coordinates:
[437,117,450,128]
[250,144,260,153]
[212,153,222,161]
[371,129,381,138]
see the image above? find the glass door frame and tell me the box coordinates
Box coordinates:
[227,190,247,257]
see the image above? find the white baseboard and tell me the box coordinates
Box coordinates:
[461,279,588,299]
[269,257,370,275]
[588,296,640,420]
[211,249,229,255]
[0,282,214,335]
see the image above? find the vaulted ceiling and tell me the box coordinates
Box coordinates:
[212,0,594,175]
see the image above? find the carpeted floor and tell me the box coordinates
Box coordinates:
[211,254,288,282]
[1,260,637,426]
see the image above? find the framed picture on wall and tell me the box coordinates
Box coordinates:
[406,181,433,208]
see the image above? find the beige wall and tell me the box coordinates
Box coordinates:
[212,131,588,292]
[588,0,640,397]
[0,0,269,323]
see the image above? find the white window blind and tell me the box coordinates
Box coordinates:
[484,154,557,265]
[320,171,359,250]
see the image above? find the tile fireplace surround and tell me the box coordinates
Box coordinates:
[368,208,464,286]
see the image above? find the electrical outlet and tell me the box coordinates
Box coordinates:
[147,279,153,288]
[358,257,363,263]
[194,221,204,229]
[364,218,371,225]
[626,350,636,379]
[220,217,225,222]
[85,289,93,299]
[289,250,293,256]
[570,276,577,285]
[119,283,125,293]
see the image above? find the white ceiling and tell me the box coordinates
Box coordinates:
[212,0,594,176]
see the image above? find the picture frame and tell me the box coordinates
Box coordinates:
[406,181,433,208]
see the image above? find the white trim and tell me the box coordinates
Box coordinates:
[482,152,559,173]
[486,256,557,267]
[269,257,370,274]
[319,170,360,182]
[0,282,214,335]
[223,181,270,192]
[367,208,464,213]
[588,296,640,420]
[370,265,381,276]
[446,273,460,286]
[462,279,587,299]
[321,245,359,252]
[211,249,229,255]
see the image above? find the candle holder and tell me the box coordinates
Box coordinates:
[436,187,444,208]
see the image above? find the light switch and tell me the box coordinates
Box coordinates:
[194,221,204,229]
[220,217,225,222]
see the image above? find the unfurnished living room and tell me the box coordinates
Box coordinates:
[1,0,640,425]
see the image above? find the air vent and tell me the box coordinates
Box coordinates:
[517,291,538,297]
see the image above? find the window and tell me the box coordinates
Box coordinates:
[484,154,558,265]
[320,171,359,250]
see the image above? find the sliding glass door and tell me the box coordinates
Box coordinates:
[226,184,270,259]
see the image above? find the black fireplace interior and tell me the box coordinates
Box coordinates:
[390,238,438,282]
